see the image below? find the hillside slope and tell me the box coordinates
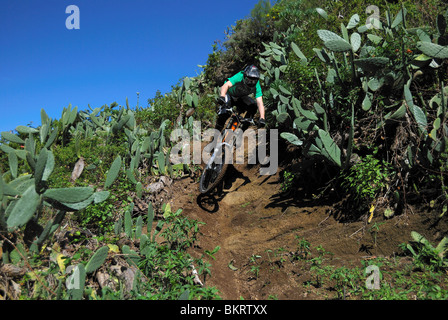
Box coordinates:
[170,159,446,299]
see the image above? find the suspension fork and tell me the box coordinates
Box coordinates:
[206,116,240,170]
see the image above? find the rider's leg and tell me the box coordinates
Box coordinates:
[215,94,232,133]
[238,96,257,130]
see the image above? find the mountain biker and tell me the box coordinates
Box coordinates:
[215,65,266,132]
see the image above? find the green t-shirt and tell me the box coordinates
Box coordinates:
[227,71,263,99]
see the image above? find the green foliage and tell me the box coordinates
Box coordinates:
[280,170,295,193]
[85,246,109,274]
[284,55,320,104]
[160,207,204,250]
[261,237,448,300]
[137,90,178,129]
[203,0,275,85]
[341,153,394,205]
[78,197,116,233]
[1,0,448,301]
[435,145,448,216]
[294,236,311,260]
[6,185,41,229]
[0,119,115,257]
[66,264,86,300]
[400,231,448,271]
[110,203,219,300]
[51,135,126,185]
[0,97,184,301]
[124,206,132,238]
[257,1,448,219]
[43,187,94,204]
[104,155,122,189]
[192,92,218,124]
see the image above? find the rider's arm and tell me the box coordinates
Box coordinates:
[220,81,233,97]
[256,97,265,120]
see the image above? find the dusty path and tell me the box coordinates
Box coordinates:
[170,161,446,300]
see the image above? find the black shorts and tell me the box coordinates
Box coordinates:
[228,95,257,117]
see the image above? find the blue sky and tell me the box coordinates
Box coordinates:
[0,0,261,133]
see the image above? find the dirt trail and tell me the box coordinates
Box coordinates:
[170,160,446,300]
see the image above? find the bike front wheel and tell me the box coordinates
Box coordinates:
[199,145,229,194]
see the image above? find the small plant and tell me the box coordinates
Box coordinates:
[369,222,386,247]
[433,145,448,217]
[330,266,363,299]
[127,206,220,300]
[341,153,394,205]
[293,236,311,260]
[160,207,204,250]
[281,170,296,193]
[309,245,333,288]
[77,197,116,233]
[247,254,262,279]
[400,231,448,271]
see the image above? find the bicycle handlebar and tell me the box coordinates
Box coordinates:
[219,107,254,125]
[239,117,255,125]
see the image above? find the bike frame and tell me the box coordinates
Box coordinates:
[199,108,254,194]
[207,113,238,167]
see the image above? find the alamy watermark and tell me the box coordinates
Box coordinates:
[66,5,80,30]
[63,4,385,31]
[365,5,381,30]
[169,122,278,176]
[365,265,381,290]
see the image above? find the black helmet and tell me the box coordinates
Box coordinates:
[243,65,260,87]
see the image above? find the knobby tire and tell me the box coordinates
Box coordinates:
[199,145,229,195]
[199,115,236,195]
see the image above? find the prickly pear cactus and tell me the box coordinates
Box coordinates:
[85,246,109,274]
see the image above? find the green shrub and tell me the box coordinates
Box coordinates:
[77,196,116,233]
[341,153,395,205]
[50,136,126,189]
[400,231,448,272]
[136,90,178,130]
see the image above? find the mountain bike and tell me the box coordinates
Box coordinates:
[199,107,254,194]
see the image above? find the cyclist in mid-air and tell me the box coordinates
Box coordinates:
[215,64,266,132]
